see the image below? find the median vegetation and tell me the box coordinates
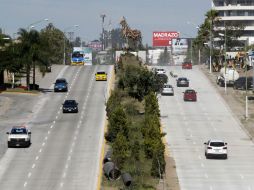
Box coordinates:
[103,53,166,189]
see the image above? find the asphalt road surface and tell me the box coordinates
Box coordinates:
[159,65,254,190]
[0,65,113,190]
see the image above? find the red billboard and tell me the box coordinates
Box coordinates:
[152,31,179,47]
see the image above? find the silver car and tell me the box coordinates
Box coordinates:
[161,84,174,96]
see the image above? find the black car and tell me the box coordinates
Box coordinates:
[233,77,253,90]
[54,78,68,92]
[62,100,78,113]
[176,77,189,87]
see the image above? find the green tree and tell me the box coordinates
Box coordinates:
[105,106,129,142]
[158,47,170,65]
[17,28,42,89]
[112,132,131,168]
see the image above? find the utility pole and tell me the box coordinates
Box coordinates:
[100,14,106,51]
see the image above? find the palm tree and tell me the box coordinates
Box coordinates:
[17,28,41,90]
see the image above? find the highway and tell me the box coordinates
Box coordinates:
[0,65,112,190]
[159,66,254,190]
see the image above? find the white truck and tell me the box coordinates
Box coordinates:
[216,68,239,87]
[7,126,31,148]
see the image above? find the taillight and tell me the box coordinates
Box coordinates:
[208,147,212,149]
[223,147,227,149]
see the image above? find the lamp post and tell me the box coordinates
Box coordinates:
[27,18,49,31]
[63,25,79,65]
[218,30,227,94]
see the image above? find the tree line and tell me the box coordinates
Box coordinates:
[0,23,72,89]
[104,53,166,189]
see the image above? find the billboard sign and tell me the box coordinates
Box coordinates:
[88,40,102,51]
[153,31,179,47]
[172,38,188,55]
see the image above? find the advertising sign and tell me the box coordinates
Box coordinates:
[172,38,188,55]
[88,40,102,51]
[152,31,179,47]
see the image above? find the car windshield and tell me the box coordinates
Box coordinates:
[185,90,195,93]
[179,78,187,81]
[210,142,225,147]
[56,79,66,83]
[11,128,27,134]
[72,52,83,58]
[97,72,105,74]
[64,100,76,105]
[164,85,172,88]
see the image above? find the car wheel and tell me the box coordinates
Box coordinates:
[224,155,228,159]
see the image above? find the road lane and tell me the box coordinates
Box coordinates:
[0,65,112,190]
[159,66,254,190]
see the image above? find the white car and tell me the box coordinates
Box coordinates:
[156,68,166,75]
[204,139,228,159]
[161,84,174,96]
[7,126,31,148]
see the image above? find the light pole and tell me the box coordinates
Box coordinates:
[218,30,227,94]
[63,25,79,65]
[27,18,49,31]
[100,14,106,51]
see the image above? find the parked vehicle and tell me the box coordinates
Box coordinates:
[233,77,253,90]
[176,77,189,87]
[182,62,192,69]
[62,100,79,113]
[161,84,174,96]
[54,78,68,92]
[156,68,166,75]
[204,140,228,159]
[216,68,239,87]
[183,89,197,101]
[7,126,31,148]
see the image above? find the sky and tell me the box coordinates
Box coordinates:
[0,0,211,46]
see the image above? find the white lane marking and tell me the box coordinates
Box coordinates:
[32,164,35,169]
[39,149,42,153]
[60,182,64,187]
[240,174,244,179]
[24,182,27,187]
[55,115,58,119]
[44,136,48,141]
[67,156,71,161]
[63,172,66,178]
[198,155,202,160]
[193,141,196,145]
[53,121,56,124]
[201,163,205,168]
[57,110,60,114]
[65,164,69,169]
[35,156,39,160]
[213,127,217,131]
[48,131,50,134]
[42,142,45,146]
[209,186,213,190]
[28,172,32,178]
[204,173,208,178]
[50,125,53,129]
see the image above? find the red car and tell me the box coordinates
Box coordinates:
[182,62,192,69]
[183,89,197,101]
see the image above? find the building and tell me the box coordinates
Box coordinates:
[212,0,254,44]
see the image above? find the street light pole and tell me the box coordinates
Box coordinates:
[63,25,79,65]
[27,18,49,31]
[224,22,227,94]
[209,19,213,73]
